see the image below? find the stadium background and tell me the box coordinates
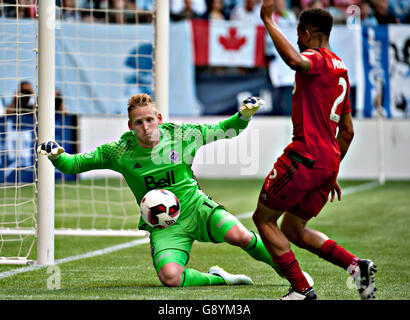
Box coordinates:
[0,0,409,301]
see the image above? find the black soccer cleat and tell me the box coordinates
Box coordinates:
[354,259,377,300]
[279,287,317,300]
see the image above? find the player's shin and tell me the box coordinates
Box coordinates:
[179,268,226,287]
[208,210,283,277]
[318,239,359,270]
[243,231,284,278]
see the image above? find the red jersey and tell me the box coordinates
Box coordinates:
[284,47,351,171]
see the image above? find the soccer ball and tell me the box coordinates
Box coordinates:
[140,189,180,229]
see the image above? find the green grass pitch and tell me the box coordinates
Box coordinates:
[0,179,409,300]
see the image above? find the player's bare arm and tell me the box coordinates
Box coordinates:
[330,112,354,202]
[260,0,310,72]
[336,112,354,161]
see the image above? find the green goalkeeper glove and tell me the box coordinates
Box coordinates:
[37,141,65,159]
[239,97,264,120]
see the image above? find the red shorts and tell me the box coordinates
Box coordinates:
[258,151,337,221]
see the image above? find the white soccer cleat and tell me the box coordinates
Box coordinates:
[279,271,316,300]
[350,259,377,300]
[208,266,254,285]
[280,287,317,300]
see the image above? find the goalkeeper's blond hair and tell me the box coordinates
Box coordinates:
[127,93,158,117]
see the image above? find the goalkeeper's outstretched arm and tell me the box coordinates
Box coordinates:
[214,96,264,133]
[38,141,107,175]
[190,96,264,148]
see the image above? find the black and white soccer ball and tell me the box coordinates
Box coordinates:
[140,189,180,229]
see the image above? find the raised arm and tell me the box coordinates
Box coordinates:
[260,0,310,72]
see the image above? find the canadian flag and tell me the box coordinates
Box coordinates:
[191,19,267,67]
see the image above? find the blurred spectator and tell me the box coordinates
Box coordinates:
[332,0,360,10]
[308,0,326,9]
[58,0,81,22]
[273,0,297,26]
[4,82,66,115]
[171,0,202,21]
[6,81,35,115]
[80,0,107,22]
[135,0,154,23]
[304,0,346,24]
[108,0,138,24]
[388,0,410,23]
[327,2,347,24]
[20,0,36,18]
[3,0,406,26]
[230,0,261,22]
[2,0,36,18]
[300,0,329,10]
[171,0,206,18]
[136,0,153,10]
[289,0,302,18]
[372,0,400,24]
[223,0,243,17]
[202,0,230,20]
[55,88,66,113]
[360,0,379,26]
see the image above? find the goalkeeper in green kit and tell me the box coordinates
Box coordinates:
[38,93,302,288]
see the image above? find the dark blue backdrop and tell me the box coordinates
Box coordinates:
[0,113,77,183]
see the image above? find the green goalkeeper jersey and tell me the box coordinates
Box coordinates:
[50,113,250,232]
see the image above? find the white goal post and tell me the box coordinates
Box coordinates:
[0,0,169,265]
[37,0,56,266]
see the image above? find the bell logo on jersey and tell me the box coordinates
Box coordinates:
[144,171,176,189]
[332,58,346,70]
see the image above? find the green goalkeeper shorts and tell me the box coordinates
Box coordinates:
[150,194,241,273]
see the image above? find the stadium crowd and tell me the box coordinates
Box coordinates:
[0,0,408,116]
[0,0,408,24]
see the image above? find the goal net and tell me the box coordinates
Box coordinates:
[0,0,38,264]
[0,0,165,264]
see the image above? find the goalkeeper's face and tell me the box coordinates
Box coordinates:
[128,105,163,148]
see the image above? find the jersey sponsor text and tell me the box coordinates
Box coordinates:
[144,171,176,189]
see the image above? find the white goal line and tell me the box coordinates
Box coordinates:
[0,228,148,237]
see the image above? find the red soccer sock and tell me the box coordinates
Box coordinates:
[319,239,359,270]
[273,251,311,293]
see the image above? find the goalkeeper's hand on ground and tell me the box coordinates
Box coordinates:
[37,141,65,159]
[239,97,264,120]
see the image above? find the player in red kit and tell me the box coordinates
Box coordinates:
[252,1,377,300]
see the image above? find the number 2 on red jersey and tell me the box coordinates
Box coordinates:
[330,77,347,123]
